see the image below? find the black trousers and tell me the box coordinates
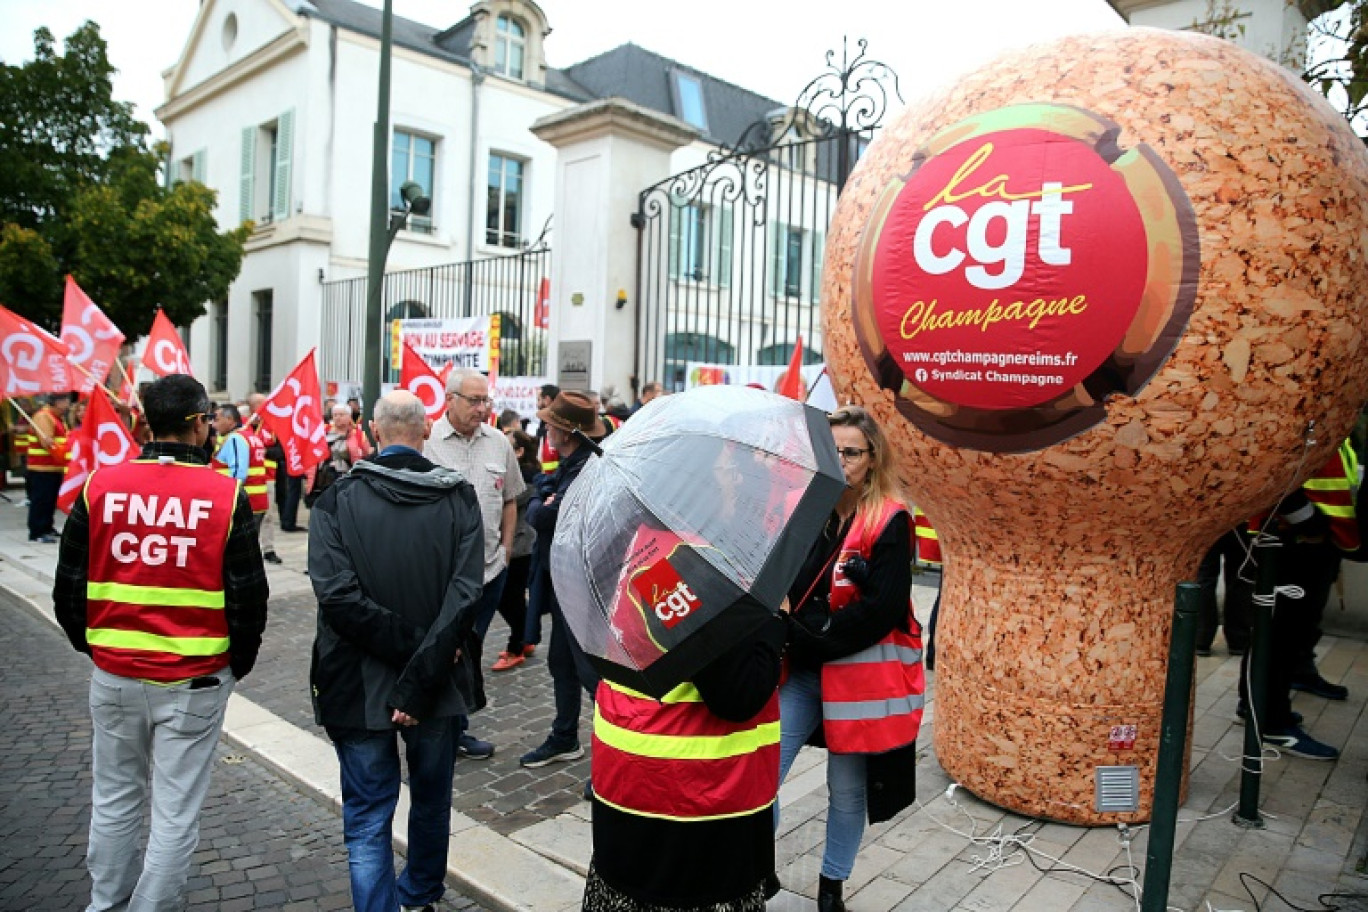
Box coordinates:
[1195,530,1253,652]
[1237,539,1341,728]
[26,471,61,539]
[277,471,303,530]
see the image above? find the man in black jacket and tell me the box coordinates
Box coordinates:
[308,390,484,912]
[519,391,605,771]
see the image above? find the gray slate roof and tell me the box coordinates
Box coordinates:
[561,43,781,147]
[291,0,778,144]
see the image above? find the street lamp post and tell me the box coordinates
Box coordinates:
[362,0,395,422]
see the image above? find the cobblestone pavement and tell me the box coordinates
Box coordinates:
[0,588,489,912]
[240,589,595,837]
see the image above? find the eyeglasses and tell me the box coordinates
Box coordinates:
[836,447,870,463]
[447,392,493,407]
[185,411,215,423]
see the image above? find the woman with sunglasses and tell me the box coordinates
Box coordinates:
[774,406,924,912]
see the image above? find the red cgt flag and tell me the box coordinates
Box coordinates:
[776,335,805,401]
[400,341,447,421]
[61,277,125,394]
[0,304,73,395]
[141,309,193,377]
[58,391,137,513]
[258,350,329,475]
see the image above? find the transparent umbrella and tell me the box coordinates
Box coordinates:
[550,385,845,698]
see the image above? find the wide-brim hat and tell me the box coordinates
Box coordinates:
[538,391,606,438]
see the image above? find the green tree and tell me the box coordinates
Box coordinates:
[1305,1,1368,133]
[0,22,248,337]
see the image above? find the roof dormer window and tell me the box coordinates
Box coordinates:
[670,69,708,131]
[495,14,526,80]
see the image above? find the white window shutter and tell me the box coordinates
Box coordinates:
[810,229,824,304]
[716,207,732,289]
[668,198,682,281]
[272,109,294,222]
[769,223,783,297]
[192,150,207,185]
[239,126,255,223]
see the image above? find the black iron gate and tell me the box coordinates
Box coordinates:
[320,245,551,384]
[634,40,899,391]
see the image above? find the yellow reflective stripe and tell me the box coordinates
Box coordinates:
[87,581,225,609]
[87,628,229,656]
[593,790,774,823]
[28,448,50,455]
[916,527,939,539]
[604,680,703,704]
[247,466,267,478]
[244,484,268,495]
[1304,477,1350,491]
[1318,504,1355,518]
[215,466,234,477]
[594,708,779,761]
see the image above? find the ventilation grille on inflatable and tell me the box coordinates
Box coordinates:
[1095,766,1139,813]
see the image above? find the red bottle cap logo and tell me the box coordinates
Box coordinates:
[852,104,1199,452]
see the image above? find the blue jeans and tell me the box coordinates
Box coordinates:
[473,568,508,643]
[458,570,508,741]
[332,718,455,912]
[775,667,868,881]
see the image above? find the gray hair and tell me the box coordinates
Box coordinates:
[444,367,486,394]
[373,393,428,442]
[331,403,352,418]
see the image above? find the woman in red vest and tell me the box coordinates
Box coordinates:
[775,406,923,912]
[584,436,787,912]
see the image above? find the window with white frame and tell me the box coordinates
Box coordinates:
[392,130,436,234]
[486,153,524,248]
[669,200,732,286]
[494,15,526,80]
[670,69,708,131]
[239,109,293,225]
[212,299,228,392]
[253,290,273,393]
[177,149,206,185]
[770,223,824,303]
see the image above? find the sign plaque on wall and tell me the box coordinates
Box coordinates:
[558,340,592,390]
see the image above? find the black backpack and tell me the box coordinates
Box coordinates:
[304,462,339,508]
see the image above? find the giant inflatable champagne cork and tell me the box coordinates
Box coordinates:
[822,29,1368,824]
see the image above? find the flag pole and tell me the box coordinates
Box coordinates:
[66,361,122,406]
[113,357,142,410]
[6,397,37,431]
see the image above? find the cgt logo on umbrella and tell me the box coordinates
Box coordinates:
[851,103,1200,453]
[632,559,701,630]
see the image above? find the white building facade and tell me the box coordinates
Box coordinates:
[158,0,816,399]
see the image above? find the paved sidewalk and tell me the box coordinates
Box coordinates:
[0,586,487,912]
[2,490,1366,911]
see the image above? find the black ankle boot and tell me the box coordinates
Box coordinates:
[817,875,845,912]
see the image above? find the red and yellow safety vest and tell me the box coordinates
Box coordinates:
[1249,439,1360,552]
[13,425,34,460]
[822,500,925,754]
[26,409,69,471]
[83,458,239,682]
[255,422,278,481]
[241,428,271,514]
[593,678,780,821]
[538,434,559,474]
[913,507,941,567]
[213,429,269,514]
